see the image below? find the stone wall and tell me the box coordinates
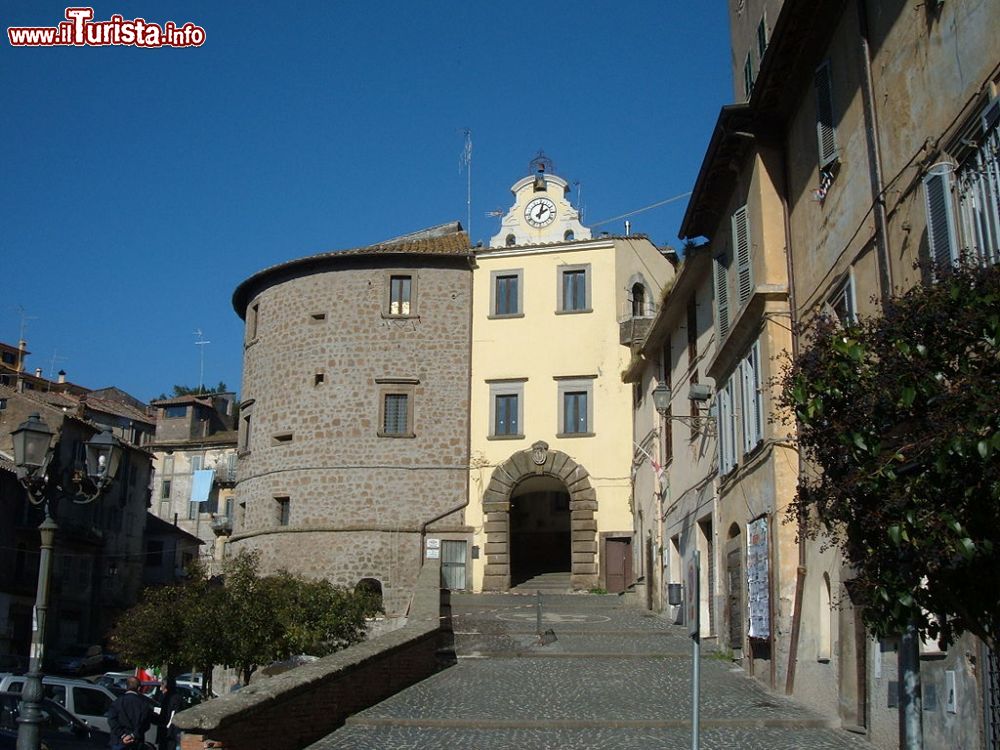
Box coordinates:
[175,559,447,750]
[231,255,472,613]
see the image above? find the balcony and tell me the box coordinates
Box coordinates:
[210,515,232,536]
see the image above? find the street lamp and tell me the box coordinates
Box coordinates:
[652,382,671,416]
[11,413,122,750]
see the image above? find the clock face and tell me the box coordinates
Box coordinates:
[524,197,556,228]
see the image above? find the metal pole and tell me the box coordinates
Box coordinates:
[691,550,700,750]
[900,621,923,749]
[17,510,58,750]
[536,590,543,636]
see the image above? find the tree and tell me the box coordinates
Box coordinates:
[778,263,1000,649]
[110,551,381,689]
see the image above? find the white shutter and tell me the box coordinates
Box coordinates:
[740,342,764,454]
[815,60,838,168]
[717,379,733,475]
[751,340,764,446]
[714,255,730,339]
[732,206,752,305]
[923,169,958,270]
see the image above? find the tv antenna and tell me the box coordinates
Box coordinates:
[47,350,68,384]
[193,328,211,393]
[16,305,38,342]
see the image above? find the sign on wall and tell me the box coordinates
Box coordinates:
[746,516,770,640]
[425,537,441,559]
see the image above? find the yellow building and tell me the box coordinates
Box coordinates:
[465,159,674,592]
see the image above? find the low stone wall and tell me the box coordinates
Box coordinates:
[175,560,446,750]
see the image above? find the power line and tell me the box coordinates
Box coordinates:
[588,191,693,230]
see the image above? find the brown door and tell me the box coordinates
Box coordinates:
[606,538,632,593]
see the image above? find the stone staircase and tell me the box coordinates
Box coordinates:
[509,571,573,594]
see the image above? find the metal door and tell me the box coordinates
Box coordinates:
[441,540,467,591]
[606,538,631,593]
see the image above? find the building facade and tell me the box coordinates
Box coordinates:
[663,0,1000,747]
[466,162,675,592]
[228,223,473,615]
[148,393,238,566]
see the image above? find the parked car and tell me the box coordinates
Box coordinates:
[0,676,156,745]
[49,645,104,677]
[0,691,110,748]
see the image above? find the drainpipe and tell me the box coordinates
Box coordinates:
[780,137,807,697]
[857,0,893,301]
[420,500,469,564]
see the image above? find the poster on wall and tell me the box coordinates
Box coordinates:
[746,516,770,639]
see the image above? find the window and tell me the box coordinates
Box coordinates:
[631,282,647,317]
[73,687,112,717]
[246,301,259,341]
[506,233,516,247]
[190,455,203,473]
[377,379,416,437]
[239,402,253,452]
[717,378,737,475]
[829,273,856,325]
[276,496,290,526]
[743,53,754,102]
[489,380,524,438]
[714,254,730,339]
[383,394,409,434]
[1,352,15,365]
[164,405,186,419]
[556,376,595,436]
[491,270,523,317]
[815,60,838,168]
[924,98,1000,269]
[564,230,575,241]
[740,340,764,454]
[388,274,412,316]
[161,480,171,499]
[557,264,591,313]
[756,13,768,60]
[686,299,698,363]
[732,205,753,306]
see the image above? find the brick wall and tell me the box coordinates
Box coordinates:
[175,559,447,750]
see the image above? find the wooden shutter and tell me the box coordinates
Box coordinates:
[717,379,732,475]
[923,170,958,269]
[815,61,838,168]
[732,206,753,305]
[714,255,730,339]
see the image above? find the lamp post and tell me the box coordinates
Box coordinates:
[11,413,122,750]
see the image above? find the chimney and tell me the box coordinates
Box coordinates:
[34,368,42,378]
[624,220,631,236]
[58,370,67,384]
[17,340,27,372]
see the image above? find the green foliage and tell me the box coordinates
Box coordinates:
[110,551,381,687]
[154,382,229,400]
[778,264,1000,649]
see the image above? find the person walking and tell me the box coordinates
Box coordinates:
[155,677,184,750]
[106,675,152,750]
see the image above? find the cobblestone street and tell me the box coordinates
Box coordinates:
[310,592,871,749]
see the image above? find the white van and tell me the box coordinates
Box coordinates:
[0,674,157,743]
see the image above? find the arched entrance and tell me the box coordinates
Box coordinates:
[509,475,571,585]
[481,441,597,591]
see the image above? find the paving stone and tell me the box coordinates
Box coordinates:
[310,592,870,750]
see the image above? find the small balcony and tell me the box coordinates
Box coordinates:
[210,515,232,536]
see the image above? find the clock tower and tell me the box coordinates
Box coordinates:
[489,153,591,248]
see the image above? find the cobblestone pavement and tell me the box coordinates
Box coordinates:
[310,593,871,750]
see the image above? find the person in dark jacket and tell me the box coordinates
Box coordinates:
[106,675,152,749]
[155,677,184,750]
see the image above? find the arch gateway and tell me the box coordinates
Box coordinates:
[481,441,598,591]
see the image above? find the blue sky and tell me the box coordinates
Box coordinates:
[2,1,733,401]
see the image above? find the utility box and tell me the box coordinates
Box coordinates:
[667,583,683,606]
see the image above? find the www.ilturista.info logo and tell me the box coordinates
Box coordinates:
[8,7,206,48]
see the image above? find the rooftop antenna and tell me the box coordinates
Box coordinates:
[459,129,472,240]
[47,350,68,386]
[574,180,583,222]
[16,305,37,342]
[193,328,211,394]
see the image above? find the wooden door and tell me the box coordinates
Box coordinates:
[727,547,743,649]
[606,538,632,593]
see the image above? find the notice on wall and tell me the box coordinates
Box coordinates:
[746,516,770,640]
[425,538,441,559]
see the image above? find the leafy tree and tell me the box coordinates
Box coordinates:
[110,551,381,689]
[778,263,1000,649]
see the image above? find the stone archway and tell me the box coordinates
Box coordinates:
[481,441,597,591]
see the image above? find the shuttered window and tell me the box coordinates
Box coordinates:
[924,169,959,270]
[714,255,730,340]
[743,53,754,102]
[732,205,753,306]
[815,60,838,168]
[717,379,737,476]
[740,340,764,454]
[954,99,1000,266]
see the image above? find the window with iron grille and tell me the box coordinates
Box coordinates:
[382,393,409,435]
[924,98,1000,270]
